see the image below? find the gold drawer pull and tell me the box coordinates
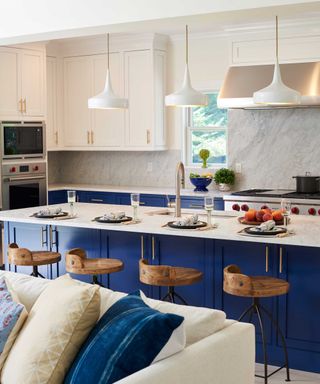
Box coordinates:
[279,247,283,273]
[265,245,269,272]
[140,235,144,259]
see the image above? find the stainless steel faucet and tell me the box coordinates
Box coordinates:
[175,161,185,217]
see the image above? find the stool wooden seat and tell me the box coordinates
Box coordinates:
[223,264,289,298]
[139,259,203,305]
[223,264,290,384]
[8,243,61,278]
[66,248,123,286]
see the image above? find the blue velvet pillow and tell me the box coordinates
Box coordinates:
[65,291,184,384]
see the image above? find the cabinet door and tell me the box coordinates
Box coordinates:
[140,194,166,207]
[46,57,58,148]
[124,50,152,147]
[64,57,92,147]
[104,231,149,294]
[277,245,320,373]
[48,190,67,205]
[6,222,50,278]
[21,50,45,116]
[0,48,20,116]
[53,226,101,283]
[92,54,124,147]
[152,235,214,308]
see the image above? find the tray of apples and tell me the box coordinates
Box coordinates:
[239,208,284,225]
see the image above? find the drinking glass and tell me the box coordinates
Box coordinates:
[67,190,76,217]
[131,193,140,222]
[281,198,291,226]
[204,196,214,227]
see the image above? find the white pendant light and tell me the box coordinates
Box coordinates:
[165,25,208,107]
[253,16,301,106]
[88,33,128,109]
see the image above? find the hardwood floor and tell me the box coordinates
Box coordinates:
[255,365,320,383]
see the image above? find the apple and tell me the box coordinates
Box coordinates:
[232,204,240,211]
[263,213,273,222]
[255,210,265,222]
[241,204,249,212]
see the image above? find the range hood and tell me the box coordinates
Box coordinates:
[218,62,320,109]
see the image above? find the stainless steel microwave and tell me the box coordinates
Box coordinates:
[1,121,46,160]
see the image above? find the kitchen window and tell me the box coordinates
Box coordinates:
[185,92,228,167]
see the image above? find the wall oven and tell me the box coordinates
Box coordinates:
[2,162,47,210]
[1,121,45,160]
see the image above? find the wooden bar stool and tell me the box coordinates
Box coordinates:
[139,259,203,305]
[223,264,290,384]
[66,248,123,286]
[8,243,61,279]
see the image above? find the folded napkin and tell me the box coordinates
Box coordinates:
[173,214,199,227]
[38,207,62,216]
[102,212,126,220]
[257,220,276,231]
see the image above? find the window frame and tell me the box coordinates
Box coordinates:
[182,91,228,169]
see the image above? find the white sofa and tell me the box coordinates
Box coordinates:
[0,271,255,384]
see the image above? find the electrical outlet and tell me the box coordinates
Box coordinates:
[236,163,242,174]
[147,162,153,172]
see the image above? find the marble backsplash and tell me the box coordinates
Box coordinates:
[48,150,181,188]
[228,108,320,190]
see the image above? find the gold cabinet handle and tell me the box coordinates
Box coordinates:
[55,131,58,145]
[140,235,144,259]
[147,130,151,144]
[18,99,23,113]
[23,98,26,113]
[87,131,90,144]
[152,236,155,260]
[91,131,94,144]
[279,246,283,274]
[265,245,269,272]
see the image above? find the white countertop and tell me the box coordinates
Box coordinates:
[48,183,228,198]
[0,203,319,248]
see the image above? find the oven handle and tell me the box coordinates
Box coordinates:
[3,175,46,182]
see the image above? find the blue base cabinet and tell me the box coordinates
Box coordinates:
[48,190,225,210]
[3,221,320,373]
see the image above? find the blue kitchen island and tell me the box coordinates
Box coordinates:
[0,202,319,373]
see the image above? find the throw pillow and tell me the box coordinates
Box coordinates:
[65,291,185,384]
[0,278,27,371]
[1,274,100,384]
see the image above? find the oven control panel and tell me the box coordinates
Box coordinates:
[2,162,46,176]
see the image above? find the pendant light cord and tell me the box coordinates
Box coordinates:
[275,16,278,60]
[107,33,110,70]
[185,25,189,65]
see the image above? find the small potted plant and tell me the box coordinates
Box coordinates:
[214,168,235,191]
[199,149,210,169]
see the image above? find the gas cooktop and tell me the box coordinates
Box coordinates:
[231,189,320,200]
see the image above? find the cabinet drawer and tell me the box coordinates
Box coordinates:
[85,191,117,204]
[181,197,204,209]
[48,190,67,204]
[140,194,166,207]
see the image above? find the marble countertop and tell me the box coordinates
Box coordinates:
[0,203,319,248]
[48,183,228,198]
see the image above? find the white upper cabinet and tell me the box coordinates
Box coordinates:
[0,46,45,120]
[0,48,20,116]
[91,53,124,147]
[61,34,167,150]
[21,50,45,116]
[63,57,92,147]
[46,56,58,149]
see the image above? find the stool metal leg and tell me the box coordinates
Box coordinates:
[91,274,105,287]
[254,299,268,384]
[161,286,188,305]
[56,262,59,277]
[260,306,291,382]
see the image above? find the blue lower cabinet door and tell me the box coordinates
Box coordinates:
[53,226,101,284]
[6,223,51,278]
[116,193,131,205]
[152,235,213,308]
[140,194,167,207]
[214,198,224,211]
[102,231,150,295]
[48,190,67,204]
[277,245,320,373]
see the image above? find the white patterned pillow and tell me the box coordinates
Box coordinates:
[0,278,27,372]
[1,274,100,384]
